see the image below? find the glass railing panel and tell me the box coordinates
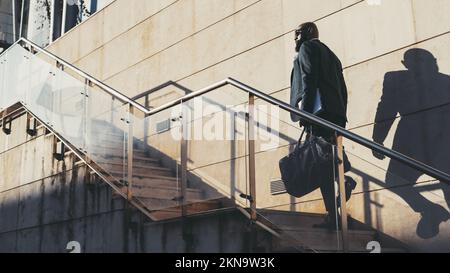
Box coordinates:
[42,68,86,150]
[182,87,250,208]
[127,86,251,217]
[25,47,58,127]
[84,84,128,185]
[48,73,86,150]
[2,45,30,108]
[184,155,250,208]
[128,106,182,216]
[24,44,88,152]
[0,43,129,191]
[0,50,7,108]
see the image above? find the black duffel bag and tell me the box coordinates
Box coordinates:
[279,130,351,198]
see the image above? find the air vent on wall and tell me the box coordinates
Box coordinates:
[156,119,171,134]
[270,179,286,195]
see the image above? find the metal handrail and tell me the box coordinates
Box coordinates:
[5,38,450,184]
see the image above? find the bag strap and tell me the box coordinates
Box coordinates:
[298,129,305,144]
[298,127,307,144]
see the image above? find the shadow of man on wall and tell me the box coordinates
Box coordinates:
[372,48,450,239]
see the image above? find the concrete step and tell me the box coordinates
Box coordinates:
[96,157,161,168]
[274,225,376,252]
[88,137,148,149]
[103,163,173,177]
[130,184,203,200]
[258,210,373,231]
[327,247,407,253]
[258,209,382,252]
[134,196,210,210]
[90,127,147,140]
[129,176,179,188]
[271,244,402,253]
[147,200,223,221]
[89,147,149,158]
[113,183,204,201]
[88,126,124,135]
[94,153,159,164]
[89,168,177,186]
[258,209,408,253]
[111,171,178,182]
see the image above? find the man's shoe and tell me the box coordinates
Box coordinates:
[416,204,450,239]
[337,176,357,207]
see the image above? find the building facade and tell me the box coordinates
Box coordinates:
[0,0,450,252]
[0,0,14,50]
[0,0,115,49]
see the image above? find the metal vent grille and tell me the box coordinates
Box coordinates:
[270,179,286,195]
[156,119,171,134]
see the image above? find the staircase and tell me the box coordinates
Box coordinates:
[46,116,409,252]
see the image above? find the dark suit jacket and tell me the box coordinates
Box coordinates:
[290,40,348,124]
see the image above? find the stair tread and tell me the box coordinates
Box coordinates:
[119,194,222,214]
[110,171,178,181]
[129,177,179,187]
[96,160,161,167]
[278,224,377,235]
[146,200,223,220]
[154,200,222,211]
[275,230,376,252]
[98,162,170,171]
[131,187,203,200]
[113,190,203,201]
[132,184,203,193]
[109,182,203,193]
[112,184,204,202]
[258,210,374,231]
[107,174,179,187]
[273,238,407,253]
[93,155,159,164]
[90,147,147,153]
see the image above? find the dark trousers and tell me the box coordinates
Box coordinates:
[305,113,347,216]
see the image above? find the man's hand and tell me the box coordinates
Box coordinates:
[299,119,311,129]
[372,149,386,160]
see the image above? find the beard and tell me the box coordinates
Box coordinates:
[295,40,302,52]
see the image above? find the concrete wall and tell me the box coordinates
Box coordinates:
[38,0,450,251]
